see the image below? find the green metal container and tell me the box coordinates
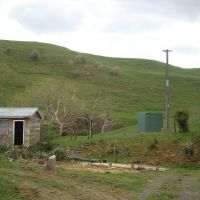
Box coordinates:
[138,112,163,132]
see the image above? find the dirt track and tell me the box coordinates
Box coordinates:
[0,162,199,200]
[60,163,200,200]
[138,173,200,200]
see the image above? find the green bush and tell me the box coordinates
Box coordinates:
[4,142,56,160]
[30,49,40,60]
[180,137,200,160]
[39,141,55,151]
[110,66,121,76]
[181,141,194,157]
[121,143,132,156]
[174,111,189,132]
[5,146,22,160]
[75,55,86,64]
[148,143,157,150]
[4,47,12,55]
[71,69,81,78]
[106,140,120,154]
[30,150,49,159]
[68,60,74,66]
[94,63,103,70]
[77,129,88,136]
[148,138,158,150]
[53,147,69,161]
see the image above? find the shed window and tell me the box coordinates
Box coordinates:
[0,119,8,135]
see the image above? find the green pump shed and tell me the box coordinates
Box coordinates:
[138,112,163,132]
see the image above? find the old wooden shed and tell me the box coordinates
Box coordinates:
[0,108,42,147]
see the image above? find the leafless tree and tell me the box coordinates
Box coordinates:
[10,80,84,136]
[98,95,113,133]
[40,85,84,136]
[79,98,98,139]
[100,114,112,133]
[80,94,113,138]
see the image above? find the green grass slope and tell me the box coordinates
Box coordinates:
[0,40,200,128]
[1,40,200,200]
[1,158,199,200]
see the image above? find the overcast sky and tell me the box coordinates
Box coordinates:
[0,0,200,68]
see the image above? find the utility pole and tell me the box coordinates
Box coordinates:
[162,49,172,131]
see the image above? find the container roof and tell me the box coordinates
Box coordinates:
[0,107,42,119]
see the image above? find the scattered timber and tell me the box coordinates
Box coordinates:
[81,162,168,172]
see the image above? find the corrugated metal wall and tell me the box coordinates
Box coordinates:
[138,112,163,132]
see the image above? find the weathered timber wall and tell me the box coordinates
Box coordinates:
[29,113,40,145]
[0,119,9,146]
[0,117,40,147]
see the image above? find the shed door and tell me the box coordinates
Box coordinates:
[14,121,24,145]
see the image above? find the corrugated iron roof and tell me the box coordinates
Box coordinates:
[0,107,41,118]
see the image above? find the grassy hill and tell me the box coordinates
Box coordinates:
[0,40,200,200]
[0,39,200,128]
[0,157,199,200]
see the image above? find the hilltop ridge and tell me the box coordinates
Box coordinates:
[0,40,199,127]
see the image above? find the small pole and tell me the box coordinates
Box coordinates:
[162,49,172,131]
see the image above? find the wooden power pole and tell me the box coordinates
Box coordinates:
[162,49,172,131]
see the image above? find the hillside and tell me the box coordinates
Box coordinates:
[0,40,200,128]
[1,40,200,200]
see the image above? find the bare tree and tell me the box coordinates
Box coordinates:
[98,95,113,133]
[79,98,98,139]
[51,92,83,135]
[39,84,83,136]
[81,94,113,138]
[10,80,84,136]
[100,114,112,133]
[10,80,113,137]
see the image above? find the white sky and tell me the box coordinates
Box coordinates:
[0,0,200,68]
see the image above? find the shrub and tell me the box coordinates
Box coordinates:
[30,49,40,60]
[71,69,81,78]
[68,60,74,66]
[148,138,158,150]
[180,137,200,160]
[106,140,120,162]
[5,146,22,160]
[110,66,121,76]
[77,129,88,136]
[5,146,50,160]
[4,142,56,160]
[148,143,157,150]
[106,140,120,154]
[181,141,194,157]
[154,138,158,144]
[121,143,132,156]
[94,64,103,70]
[31,151,49,159]
[75,55,86,64]
[5,47,12,55]
[52,147,69,161]
[174,111,189,132]
[39,141,55,151]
